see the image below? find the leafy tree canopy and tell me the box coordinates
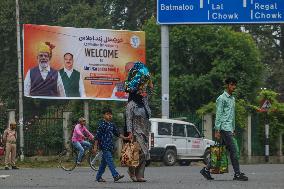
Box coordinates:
[143,18,264,113]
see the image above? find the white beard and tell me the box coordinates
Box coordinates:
[39,61,49,69]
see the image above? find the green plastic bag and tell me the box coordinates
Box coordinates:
[232,137,240,160]
[210,144,228,174]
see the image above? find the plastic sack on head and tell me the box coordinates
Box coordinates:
[124,62,150,93]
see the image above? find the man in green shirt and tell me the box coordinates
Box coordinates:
[59,53,85,97]
[200,77,248,181]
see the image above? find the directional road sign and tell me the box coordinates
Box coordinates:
[157,0,284,24]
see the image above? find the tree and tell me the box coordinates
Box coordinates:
[110,0,155,30]
[242,25,284,101]
[57,1,112,28]
[250,89,284,155]
[0,0,18,108]
[143,18,264,113]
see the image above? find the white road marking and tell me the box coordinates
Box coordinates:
[0,175,10,178]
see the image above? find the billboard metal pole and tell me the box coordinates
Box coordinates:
[84,101,89,129]
[16,0,24,161]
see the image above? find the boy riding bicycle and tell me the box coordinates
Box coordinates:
[71,117,94,165]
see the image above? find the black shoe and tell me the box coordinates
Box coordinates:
[12,166,19,170]
[200,167,214,180]
[4,166,9,170]
[233,173,248,181]
[96,178,106,182]
[114,174,124,182]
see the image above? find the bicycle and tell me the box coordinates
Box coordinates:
[58,143,102,171]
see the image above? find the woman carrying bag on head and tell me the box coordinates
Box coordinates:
[125,62,153,182]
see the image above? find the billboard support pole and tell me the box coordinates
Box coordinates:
[16,0,24,161]
[84,101,89,129]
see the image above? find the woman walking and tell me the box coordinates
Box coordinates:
[125,62,153,182]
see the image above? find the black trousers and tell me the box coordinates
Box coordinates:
[207,130,240,174]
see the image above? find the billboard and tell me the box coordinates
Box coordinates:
[23,24,145,100]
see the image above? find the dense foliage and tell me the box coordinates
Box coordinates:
[0,0,283,155]
[143,18,264,113]
[0,0,281,113]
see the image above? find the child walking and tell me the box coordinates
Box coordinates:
[93,108,126,182]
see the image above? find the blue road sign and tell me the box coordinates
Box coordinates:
[157,0,284,24]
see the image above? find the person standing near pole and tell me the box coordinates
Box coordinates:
[200,77,248,181]
[3,122,19,170]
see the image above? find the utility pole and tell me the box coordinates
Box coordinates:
[16,0,24,161]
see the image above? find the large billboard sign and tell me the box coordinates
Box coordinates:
[23,24,145,100]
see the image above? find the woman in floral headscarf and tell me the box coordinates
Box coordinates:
[125,62,153,182]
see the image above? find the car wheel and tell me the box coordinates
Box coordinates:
[178,160,191,166]
[163,149,176,166]
[203,148,210,165]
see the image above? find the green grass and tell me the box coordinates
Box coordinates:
[0,156,165,169]
[16,160,59,168]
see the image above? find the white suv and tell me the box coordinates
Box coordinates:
[148,118,214,166]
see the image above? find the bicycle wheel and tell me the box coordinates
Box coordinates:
[59,148,77,171]
[89,151,102,171]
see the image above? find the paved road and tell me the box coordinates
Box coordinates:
[0,164,283,189]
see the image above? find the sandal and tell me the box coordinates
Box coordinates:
[127,170,137,182]
[136,178,147,182]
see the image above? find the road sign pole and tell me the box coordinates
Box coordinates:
[265,113,269,162]
[161,25,169,118]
